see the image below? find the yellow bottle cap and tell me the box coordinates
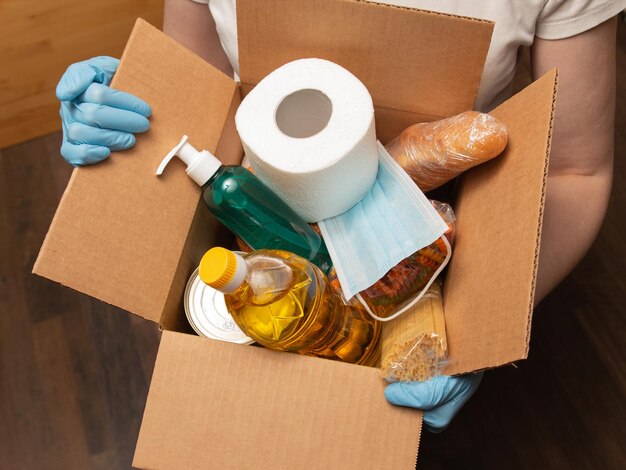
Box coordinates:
[199,247,238,289]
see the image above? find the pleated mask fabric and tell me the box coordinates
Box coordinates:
[318,142,449,301]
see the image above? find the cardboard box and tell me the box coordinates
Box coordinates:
[33,1,557,468]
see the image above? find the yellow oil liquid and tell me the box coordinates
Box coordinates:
[225,251,380,366]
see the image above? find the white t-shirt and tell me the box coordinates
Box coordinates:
[192,0,624,111]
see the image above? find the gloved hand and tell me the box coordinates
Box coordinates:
[56,56,152,166]
[384,372,483,433]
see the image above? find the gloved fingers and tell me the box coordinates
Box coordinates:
[59,101,74,129]
[56,57,119,101]
[385,373,484,410]
[80,83,152,117]
[84,56,120,83]
[57,62,99,101]
[385,376,455,410]
[385,382,438,410]
[69,102,150,133]
[60,140,111,166]
[422,374,483,433]
[422,399,462,433]
[66,122,136,151]
[443,372,483,403]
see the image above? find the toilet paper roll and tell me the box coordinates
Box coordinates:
[235,58,378,222]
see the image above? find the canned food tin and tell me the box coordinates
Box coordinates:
[184,267,254,345]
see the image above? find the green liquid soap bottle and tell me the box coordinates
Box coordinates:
[156,135,332,274]
[199,247,380,366]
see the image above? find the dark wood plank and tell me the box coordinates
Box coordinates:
[31,315,93,469]
[0,133,161,469]
[0,148,52,469]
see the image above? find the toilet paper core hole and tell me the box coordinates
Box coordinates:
[275,89,332,138]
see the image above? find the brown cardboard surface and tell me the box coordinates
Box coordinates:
[159,206,232,333]
[236,0,493,142]
[133,331,422,470]
[443,69,558,375]
[33,19,239,324]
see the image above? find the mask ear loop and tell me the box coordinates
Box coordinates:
[356,235,452,322]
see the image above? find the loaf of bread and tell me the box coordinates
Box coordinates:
[385,111,508,192]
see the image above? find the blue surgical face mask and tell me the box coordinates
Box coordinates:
[318,142,449,312]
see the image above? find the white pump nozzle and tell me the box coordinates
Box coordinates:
[156,135,222,186]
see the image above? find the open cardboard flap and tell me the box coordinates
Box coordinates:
[32,0,557,467]
[443,71,557,374]
[237,0,495,142]
[134,332,422,470]
[32,19,242,325]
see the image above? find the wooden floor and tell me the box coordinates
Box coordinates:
[1,21,625,470]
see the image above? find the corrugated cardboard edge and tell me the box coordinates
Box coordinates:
[133,332,422,470]
[522,69,558,357]
[359,0,494,24]
[29,16,151,310]
[32,18,147,279]
[214,89,243,166]
[33,18,238,324]
[32,170,78,271]
[491,68,558,364]
[159,89,243,330]
[443,68,559,375]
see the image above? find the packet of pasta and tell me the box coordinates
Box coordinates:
[356,200,455,319]
[380,282,447,383]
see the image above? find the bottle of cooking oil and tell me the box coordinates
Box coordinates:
[199,247,380,366]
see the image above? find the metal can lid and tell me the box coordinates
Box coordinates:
[185,267,254,345]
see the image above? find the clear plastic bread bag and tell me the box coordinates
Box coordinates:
[385,111,508,192]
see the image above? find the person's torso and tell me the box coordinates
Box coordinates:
[208,0,547,111]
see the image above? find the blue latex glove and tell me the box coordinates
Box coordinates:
[56,56,152,166]
[385,372,483,433]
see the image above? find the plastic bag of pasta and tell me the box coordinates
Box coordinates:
[355,200,455,320]
[381,282,447,383]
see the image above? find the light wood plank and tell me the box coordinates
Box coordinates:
[0,0,163,148]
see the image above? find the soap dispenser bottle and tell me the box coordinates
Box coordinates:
[157,135,332,274]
